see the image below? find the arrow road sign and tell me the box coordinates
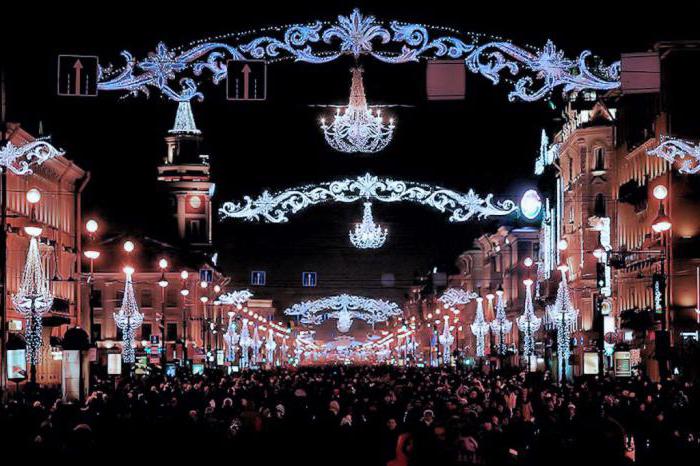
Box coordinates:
[227,60,266,101]
[57,55,99,97]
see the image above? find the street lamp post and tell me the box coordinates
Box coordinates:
[652,185,672,379]
[158,258,169,370]
[180,270,189,365]
[83,220,100,343]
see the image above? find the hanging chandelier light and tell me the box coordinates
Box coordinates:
[265,328,277,364]
[223,313,240,362]
[490,288,512,355]
[470,297,489,357]
[438,315,454,365]
[239,318,252,368]
[517,279,541,361]
[349,202,388,249]
[113,266,144,363]
[320,67,395,153]
[546,266,579,381]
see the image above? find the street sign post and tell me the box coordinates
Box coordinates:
[57,55,99,97]
[227,60,267,101]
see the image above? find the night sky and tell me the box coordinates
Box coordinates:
[2,2,696,309]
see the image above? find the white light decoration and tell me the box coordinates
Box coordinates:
[220,173,517,223]
[98,10,619,103]
[438,315,454,365]
[0,140,64,175]
[217,289,254,307]
[517,279,541,361]
[11,237,54,365]
[470,297,489,357]
[546,267,579,381]
[490,290,512,355]
[252,325,262,365]
[647,135,700,174]
[239,319,252,368]
[520,189,543,220]
[349,202,387,249]
[113,268,144,363]
[590,217,612,297]
[169,100,201,134]
[223,315,239,362]
[439,288,478,307]
[264,328,277,364]
[284,294,402,332]
[321,67,394,153]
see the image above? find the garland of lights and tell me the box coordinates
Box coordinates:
[470,297,489,357]
[11,237,54,365]
[647,136,700,174]
[546,268,579,381]
[438,315,454,365]
[220,173,517,223]
[517,280,541,360]
[97,9,619,102]
[284,294,402,332]
[490,290,512,355]
[349,202,388,249]
[439,288,478,307]
[321,68,395,153]
[0,140,64,175]
[113,270,144,363]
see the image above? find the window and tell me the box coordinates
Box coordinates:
[167,288,179,307]
[579,146,587,173]
[141,323,152,341]
[116,327,123,340]
[141,288,153,308]
[251,271,266,286]
[166,323,178,341]
[593,147,605,172]
[91,323,101,342]
[90,289,102,308]
[594,193,606,217]
[115,290,124,305]
[302,272,317,287]
[187,219,203,240]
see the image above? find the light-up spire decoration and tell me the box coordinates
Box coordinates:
[470,297,489,357]
[0,140,64,175]
[223,314,240,362]
[113,267,144,363]
[12,235,54,366]
[169,100,201,135]
[252,325,262,365]
[239,318,252,368]
[349,202,388,249]
[265,328,277,364]
[320,67,395,153]
[438,315,454,365]
[517,279,541,361]
[490,289,512,355]
[546,267,579,381]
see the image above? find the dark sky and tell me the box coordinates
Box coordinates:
[2,2,696,309]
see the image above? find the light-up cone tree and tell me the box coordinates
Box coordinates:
[546,266,579,382]
[517,279,541,369]
[490,288,512,356]
[239,319,252,368]
[438,315,454,365]
[470,297,490,358]
[113,265,143,364]
[264,328,277,365]
[12,189,53,384]
[223,312,239,362]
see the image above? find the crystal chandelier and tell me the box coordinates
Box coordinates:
[490,289,512,355]
[470,297,489,357]
[265,328,277,364]
[349,202,388,249]
[438,315,454,365]
[320,67,395,153]
[517,279,541,360]
[546,266,579,381]
[113,266,144,363]
[223,314,240,362]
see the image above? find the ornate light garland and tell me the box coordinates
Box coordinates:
[113,268,144,363]
[439,288,478,307]
[321,67,394,153]
[12,237,54,365]
[517,279,541,360]
[490,290,512,355]
[0,140,64,175]
[97,9,619,103]
[220,173,517,223]
[546,267,579,381]
[284,294,402,332]
[349,202,388,249]
[470,297,489,357]
[647,136,700,174]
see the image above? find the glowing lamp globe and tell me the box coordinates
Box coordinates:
[180,288,189,296]
[158,258,168,269]
[26,188,41,204]
[123,241,135,253]
[180,270,188,280]
[84,250,100,260]
[123,265,135,276]
[653,185,668,200]
[520,189,542,220]
[85,219,99,234]
[523,257,534,267]
[24,225,43,237]
[558,239,569,251]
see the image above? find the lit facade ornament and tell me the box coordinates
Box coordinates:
[470,297,489,357]
[438,315,454,365]
[217,289,254,307]
[439,288,478,307]
[349,202,387,249]
[546,268,579,381]
[169,100,201,134]
[490,290,512,355]
[321,68,394,153]
[517,279,541,360]
[0,140,64,175]
[220,173,517,223]
[113,269,144,363]
[647,136,700,174]
[284,294,402,332]
[98,10,619,103]
[12,237,54,365]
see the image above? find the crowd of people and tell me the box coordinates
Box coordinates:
[1,365,699,464]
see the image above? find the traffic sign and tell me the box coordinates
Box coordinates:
[200,268,213,283]
[57,55,99,97]
[227,60,266,101]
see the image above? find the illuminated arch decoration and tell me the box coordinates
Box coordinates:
[220,173,518,223]
[284,294,402,333]
[647,136,700,174]
[0,140,65,175]
[97,9,620,103]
